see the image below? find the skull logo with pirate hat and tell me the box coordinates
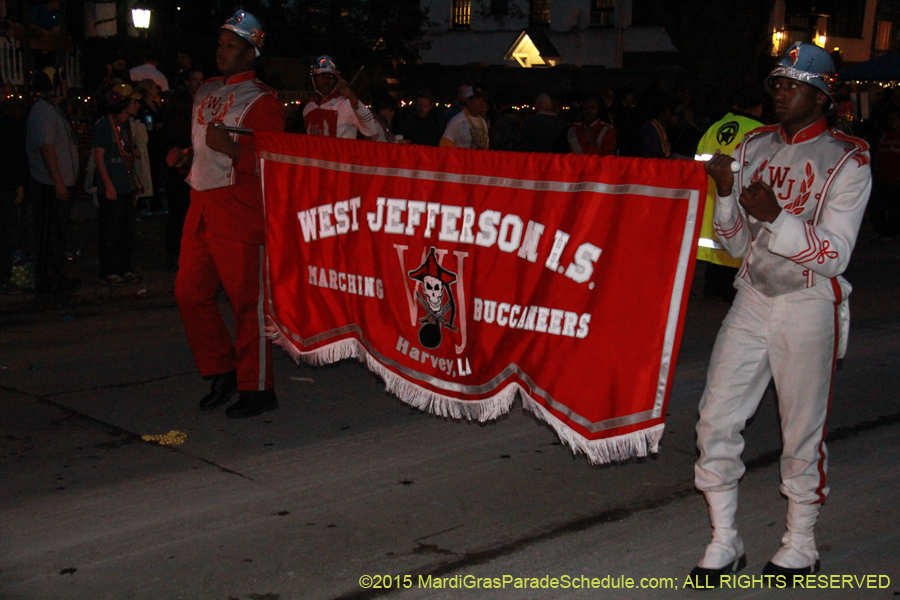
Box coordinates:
[408,248,458,349]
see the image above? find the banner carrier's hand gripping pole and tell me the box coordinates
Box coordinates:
[211,123,255,136]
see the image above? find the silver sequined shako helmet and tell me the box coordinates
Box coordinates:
[766,42,836,108]
[222,10,265,57]
[311,55,340,76]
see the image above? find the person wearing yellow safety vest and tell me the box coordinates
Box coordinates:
[695,87,764,301]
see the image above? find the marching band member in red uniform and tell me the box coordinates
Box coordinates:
[173,10,285,418]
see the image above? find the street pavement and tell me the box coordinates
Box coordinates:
[1,203,899,600]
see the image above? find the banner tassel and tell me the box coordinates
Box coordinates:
[265,316,303,362]
[266,318,661,464]
[521,394,664,465]
[266,319,516,422]
[364,354,516,422]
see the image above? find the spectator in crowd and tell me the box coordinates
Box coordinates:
[639,91,674,159]
[597,87,614,113]
[25,68,80,293]
[369,92,398,143]
[64,91,95,200]
[487,93,520,151]
[132,104,152,209]
[92,84,143,287]
[164,67,204,271]
[394,89,441,146]
[134,78,165,216]
[0,80,27,294]
[518,93,569,153]
[568,95,617,156]
[869,103,900,241]
[174,51,193,84]
[670,85,704,158]
[95,63,132,117]
[440,85,489,150]
[303,55,379,139]
[184,67,205,98]
[833,83,857,136]
[866,87,896,147]
[610,87,640,157]
[439,83,469,134]
[101,54,127,88]
[110,69,131,86]
[173,10,284,418]
[129,51,169,93]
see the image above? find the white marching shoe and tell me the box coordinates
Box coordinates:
[689,488,747,587]
[763,501,821,580]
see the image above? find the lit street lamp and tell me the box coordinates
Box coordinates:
[132,1,152,33]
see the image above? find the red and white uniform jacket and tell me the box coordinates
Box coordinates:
[715,118,872,298]
[567,120,617,156]
[185,71,285,244]
[302,93,379,139]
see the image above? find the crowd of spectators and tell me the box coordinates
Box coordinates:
[1,48,896,297]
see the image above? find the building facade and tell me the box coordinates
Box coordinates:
[419,0,678,68]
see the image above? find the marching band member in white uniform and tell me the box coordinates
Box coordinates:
[302,55,379,139]
[691,42,872,585]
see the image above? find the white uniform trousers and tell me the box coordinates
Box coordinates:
[694,281,839,505]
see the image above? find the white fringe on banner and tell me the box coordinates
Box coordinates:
[266,318,661,463]
[266,318,516,422]
[522,394,665,465]
[266,317,304,362]
[364,356,518,422]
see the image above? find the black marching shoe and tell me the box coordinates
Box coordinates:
[225,389,278,418]
[688,554,747,589]
[198,370,238,411]
[762,559,820,587]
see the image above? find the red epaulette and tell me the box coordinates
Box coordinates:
[831,129,869,153]
[255,80,278,96]
[832,130,870,166]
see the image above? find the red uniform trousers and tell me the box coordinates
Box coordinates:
[175,188,273,392]
[175,87,284,394]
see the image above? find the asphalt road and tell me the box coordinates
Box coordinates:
[1,220,899,600]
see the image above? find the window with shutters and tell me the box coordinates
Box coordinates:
[590,0,615,27]
[452,0,471,29]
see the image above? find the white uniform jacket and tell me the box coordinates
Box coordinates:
[186,72,276,192]
[303,94,379,139]
[714,118,872,298]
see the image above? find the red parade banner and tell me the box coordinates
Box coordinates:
[257,132,707,464]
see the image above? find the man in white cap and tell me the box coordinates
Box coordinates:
[692,42,871,586]
[173,10,285,418]
[439,85,489,150]
[302,55,379,139]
